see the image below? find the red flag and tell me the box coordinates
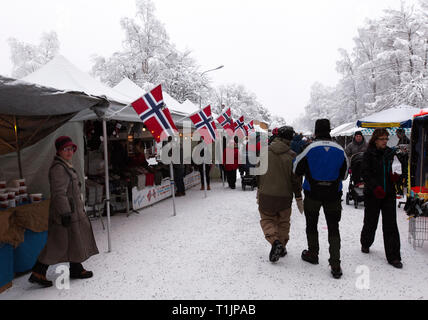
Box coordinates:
[131,85,177,143]
[189,105,218,144]
[246,120,255,133]
[216,107,234,136]
[235,116,247,139]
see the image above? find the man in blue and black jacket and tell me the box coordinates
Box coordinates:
[293,119,349,279]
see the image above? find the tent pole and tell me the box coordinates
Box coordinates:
[169,163,177,216]
[13,116,23,179]
[203,161,207,198]
[102,119,112,253]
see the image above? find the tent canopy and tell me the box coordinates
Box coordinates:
[23,55,130,106]
[331,122,357,137]
[357,105,421,128]
[0,75,108,156]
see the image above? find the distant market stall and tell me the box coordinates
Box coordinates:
[357,105,421,129]
[356,105,420,142]
[20,54,202,252]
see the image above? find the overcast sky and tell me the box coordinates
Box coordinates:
[0,0,420,123]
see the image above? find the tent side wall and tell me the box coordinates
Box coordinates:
[0,122,85,198]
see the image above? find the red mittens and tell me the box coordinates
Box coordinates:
[390,172,400,183]
[374,186,386,199]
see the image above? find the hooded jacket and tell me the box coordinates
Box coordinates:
[345,136,368,159]
[258,138,302,212]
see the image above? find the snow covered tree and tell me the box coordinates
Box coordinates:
[91,0,281,127]
[210,84,272,123]
[8,31,60,78]
[295,0,428,128]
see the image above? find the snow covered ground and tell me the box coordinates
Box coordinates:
[2,177,428,300]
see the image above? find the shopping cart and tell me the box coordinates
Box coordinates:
[408,216,428,249]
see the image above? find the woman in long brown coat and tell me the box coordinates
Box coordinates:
[29,136,99,287]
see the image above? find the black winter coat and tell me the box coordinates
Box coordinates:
[362,145,397,198]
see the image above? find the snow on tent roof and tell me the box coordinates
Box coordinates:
[356,105,421,128]
[331,122,360,137]
[22,55,131,106]
[331,122,354,136]
[113,78,187,117]
[181,99,199,115]
[0,75,108,116]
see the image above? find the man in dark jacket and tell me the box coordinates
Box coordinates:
[345,131,368,160]
[293,119,348,279]
[291,133,305,155]
[258,126,303,263]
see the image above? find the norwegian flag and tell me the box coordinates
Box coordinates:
[216,107,235,136]
[235,116,247,138]
[131,85,177,143]
[246,120,255,133]
[189,105,218,144]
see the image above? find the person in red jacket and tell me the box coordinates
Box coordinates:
[223,136,240,189]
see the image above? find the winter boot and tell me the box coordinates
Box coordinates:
[279,246,287,257]
[28,272,53,288]
[330,265,343,279]
[361,246,370,254]
[70,263,94,279]
[301,250,319,264]
[269,240,284,263]
[388,260,403,269]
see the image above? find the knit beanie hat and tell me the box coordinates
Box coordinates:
[277,126,295,141]
[314,119,331,136]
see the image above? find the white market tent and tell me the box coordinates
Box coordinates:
[331,122,357,137]
[23,55,130,107]
[18,55,204,252]
[20,55,137,252]
[0,75,108,197]
[181,99,200,115]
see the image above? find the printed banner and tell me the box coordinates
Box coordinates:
[132,171,201,210]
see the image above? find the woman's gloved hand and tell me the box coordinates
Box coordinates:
[61,215,71,228]
[373,186,386,199]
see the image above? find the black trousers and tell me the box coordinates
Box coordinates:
[32,260,84,276]
[361,196,401,262]
[225,170,237,188]
[304,197,342,266]
[199,164,211,186]
[173,165,185,194]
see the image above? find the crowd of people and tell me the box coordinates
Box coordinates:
[28,119,410,288]
[258,119,407,279]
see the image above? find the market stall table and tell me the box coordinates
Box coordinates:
[0,200,49,293]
